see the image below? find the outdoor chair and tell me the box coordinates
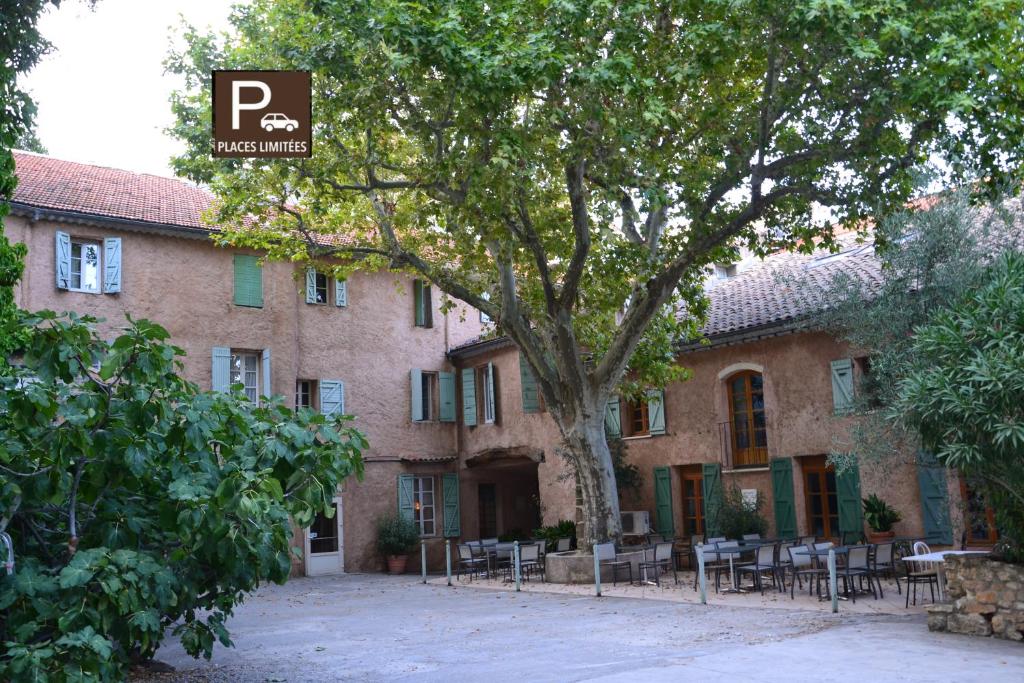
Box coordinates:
[841,530,864,546]
[456,543,489,582]
[533,538,547,570]
[870,541,900,596]
[799,535,816,547]
[646,533,665,545]
[837,545,876,603]
[555,537,572,552]
[595,542,633,586]
[515,542,545,582]
[736,541,778,594]
[742,533,762,541]
[712,541,747,592]
[904,541,939,607]
[638,541,677,587]
[787,544,827,599]
[774,541,797,593]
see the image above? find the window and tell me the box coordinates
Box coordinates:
[961,479,999,545]
[308,503,339,554]
[680,467,704,537]
[70,240,101,293]
[296,379,316,409]
[233,254,263,308]
[714,263,738,280]
[803,456,839,539]
[413,476,435,536]
[413,279,433,328]
[625,400,650,437]
[728,371,768,467]
[314,272,329,304]
[230,352,260,401]
[478,364,496,424]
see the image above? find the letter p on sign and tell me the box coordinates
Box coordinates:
[231,80,272,129]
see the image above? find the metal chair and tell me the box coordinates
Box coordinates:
[736,541,777,594]
[837,545,876,602]
[787,544,827,599]
[712,541,745,592]
[456,543,489,581]
[595,542,633,586]
[904,541,939,607]
[870,541,900,596]
[518,542,545,582]
[638,541,677,586]
[742,533,762,540]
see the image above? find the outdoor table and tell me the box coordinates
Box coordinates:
[715,539,772,594]
[901,550,989,602]
[794,546,851,610]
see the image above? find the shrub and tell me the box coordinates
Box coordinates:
[717,486,769,540]
[376,513,419,557]
[862,494,902,532]
[0,313,366,680]
[532,520,577,551]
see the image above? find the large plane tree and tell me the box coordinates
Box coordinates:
[169,0,1024,546]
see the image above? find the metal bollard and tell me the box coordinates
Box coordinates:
[513,541,521,592]
[828,548,838,614]
[421,540,427,584]
[697,544,707,605]
[593,547,602,597]
[445,539,452,587]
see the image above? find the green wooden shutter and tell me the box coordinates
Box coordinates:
[410,369,423,421]
[769,457,798,538]
[830,359,854,414]
[55,231,71,289]
[701,463,724,538]
[413,279,425,326]
[519,352,540,414]
[442,473,461,537]
[917,452,953,545]
[439,372,456,422]
[461,368,477,426]
[398,474,415,522]
[261,349,272,399]
[836,461,863,541]
[319,379,344,416]
[334,279,347,307]
[604,398,621,438]
[211,347,231,393]
[653,466,674,536]
[233,254,263,307]
[485,362,497,423]
[103,237,121,293]
[305,268,317,304]
[647,389,666,436]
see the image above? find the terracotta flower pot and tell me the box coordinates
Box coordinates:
[386,554,409,574]
[867,529,896,544]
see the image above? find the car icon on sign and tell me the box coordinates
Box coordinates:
[260,113,299,132]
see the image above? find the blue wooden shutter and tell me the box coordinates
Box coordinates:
[397,474,415,522]
[410,369,423,421]
[261,349,272,399]
[485,362,497,423]
[439,371,456,422]
[335,279,347,307]
[461,368,477,426]
[836,461,863,540]
[647,389,666,435]
[442,473,460,537]
[211,347,231,392]
[917,452,953,545]
[831,359,854,414]
[604,398,621,438]
[519,352,540,414]
[319,379,344,416]
[55,230,71,290]
[653,466,674,536]
[305,268,317,304]
[233,255,263,307]
[769,457,798,538]
[103,237,121,293]
[701,463,724,538]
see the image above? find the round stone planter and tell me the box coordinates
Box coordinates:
[544,549,648,584]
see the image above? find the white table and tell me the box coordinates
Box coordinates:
[901,550,989,602]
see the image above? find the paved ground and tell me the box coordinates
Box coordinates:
[139,574,1024,682]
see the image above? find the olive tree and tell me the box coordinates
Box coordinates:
[169,0,1024,545]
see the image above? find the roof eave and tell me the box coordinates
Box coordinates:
[8,201,215,241]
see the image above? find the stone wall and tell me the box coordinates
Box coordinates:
[927,555,1024,641]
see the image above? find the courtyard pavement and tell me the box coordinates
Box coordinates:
[141,574,1024,682]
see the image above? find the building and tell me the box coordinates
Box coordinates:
[5,152,992,576]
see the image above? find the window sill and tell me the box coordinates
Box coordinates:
[723,466,770,474]
[622,434,652,441]
[66,288,101,295]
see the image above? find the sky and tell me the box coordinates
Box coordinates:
[20,0,245,177]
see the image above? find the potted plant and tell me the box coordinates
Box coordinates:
[376,513,419,573]
[862,494,902,543]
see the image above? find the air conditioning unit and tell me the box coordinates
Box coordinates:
[620,511,651,536]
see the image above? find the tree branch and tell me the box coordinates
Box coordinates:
[560,159,592,308]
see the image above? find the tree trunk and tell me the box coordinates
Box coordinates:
[561,416,622,551]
